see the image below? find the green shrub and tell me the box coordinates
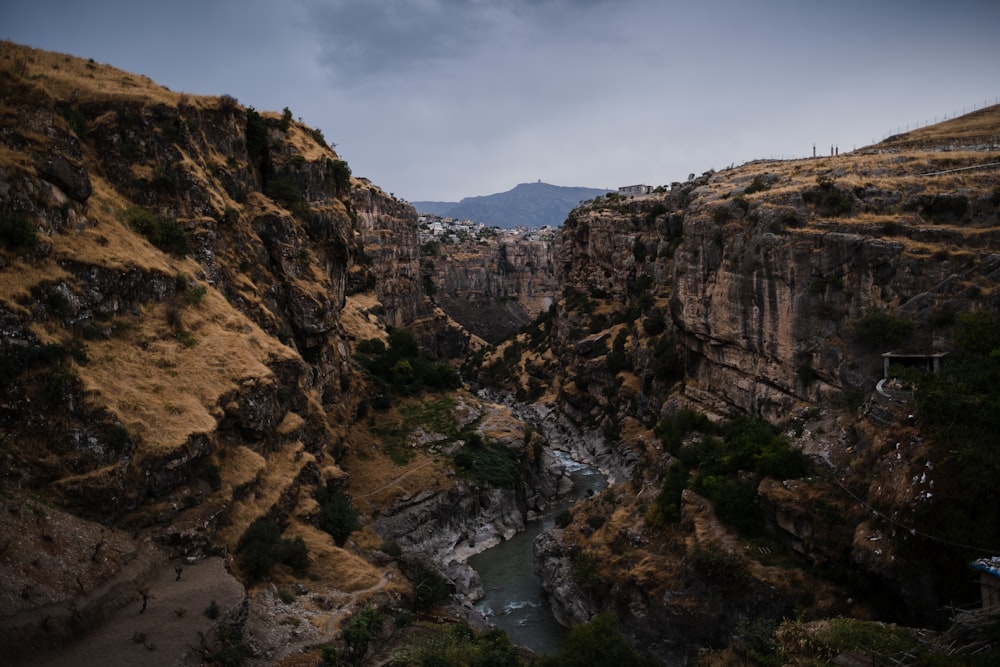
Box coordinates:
[315,487,360,547]
[237,518,309,583]
[804,176,853,216]
[606,330,631,374]
[0,212,38,249]
[205,623,248,667]
[955,309,1000,355]
[541,612,658,667]
[654,461,689,523]
[654,408,712,455]
[327,159,351,196]
[851,307,913,348]
[310,127,329,148]
[454,439,522,488]
[57,103,88,138]
[263,177,309,218]
[807,617,920,660]
[409,564,452,611]
[340,605,383,663]
[245,107,268,163]
[409,623,525,667]
[204,599,221,619]
[355,327,459,396]
[632,238,648,263]
[562,286,594,313]
[743,174,771,195]
[641,313,666,336]
[127,206,190,256]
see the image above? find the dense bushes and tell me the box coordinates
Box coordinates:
[327,158,352,196]
[652,412,810,534]
[910,309,1000,591]
[803,176,853,217]
[263,177,310,218]
[355,328,459,396]
[237,518,309,583]
[389,623,523,666]
[0,212,38,249]
[538,612,660,667]
[453,433,522,488]
[315,486,360,547]
[851,307,913,349]
[128,206,190,256]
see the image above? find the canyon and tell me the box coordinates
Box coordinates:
[2,40,1000,666]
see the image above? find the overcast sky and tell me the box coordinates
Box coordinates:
[4,1,999,202]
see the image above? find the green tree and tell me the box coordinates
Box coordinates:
[542,612,658,667]
[955,310,1000,355]
[316,488,360,547]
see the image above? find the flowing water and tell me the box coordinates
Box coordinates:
[468,452,607,656]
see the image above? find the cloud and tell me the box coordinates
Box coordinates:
[4,0,999,201]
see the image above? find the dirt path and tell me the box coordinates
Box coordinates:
[355,458,437,500]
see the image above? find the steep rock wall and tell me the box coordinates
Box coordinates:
[425,233,557,343]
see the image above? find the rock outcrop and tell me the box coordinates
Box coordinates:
[472,106,1000,660]
[423,230,557,343]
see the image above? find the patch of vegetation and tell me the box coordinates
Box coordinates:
[803,175,853,217]
[57,102,88,138]
[570,549,603,595]
[204,600,221,620]
[454,433,522,488]
[203,623,249,667]
[326,605,383,665]
[309,127,329,148]
[392,623,525,667]
[408,563,453,611]
[652,412,810,536]
[327,158,351,197]
[0,212,39,249]
[537,611,660,667]
[245,106,268,166]
[650,334,682,383]
[686,545,751,590]
[632,237,648,263]
[355,328,459,397]
[851,307,913,349]
[315,486,360,547]
[369,395,463,464]
[279,106,293,131]
[641,312,666,336]
[263,177,310,218]
[904,193,970,224]
[127,206,190,256]
[650,460,689,525]
[0,341,72,387]
[562,285,594,313]
[236,518,309,584]
[606,329,632,374]
[788,617,921,663]
[654,408,713,455]
[909,310,1000,595]
[743,174,772,195]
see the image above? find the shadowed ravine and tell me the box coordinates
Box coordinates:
[468,453,606,655]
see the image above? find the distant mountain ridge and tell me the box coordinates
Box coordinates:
[412,182,611,228]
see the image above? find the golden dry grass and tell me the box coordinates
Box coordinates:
[73,289,297,456]
[1,40,215,108]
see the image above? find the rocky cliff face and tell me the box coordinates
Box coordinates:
[472,107,1000,660]
[424,231,557,343]
[0,43,556,664]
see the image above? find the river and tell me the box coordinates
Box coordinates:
[467,452,607,656]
